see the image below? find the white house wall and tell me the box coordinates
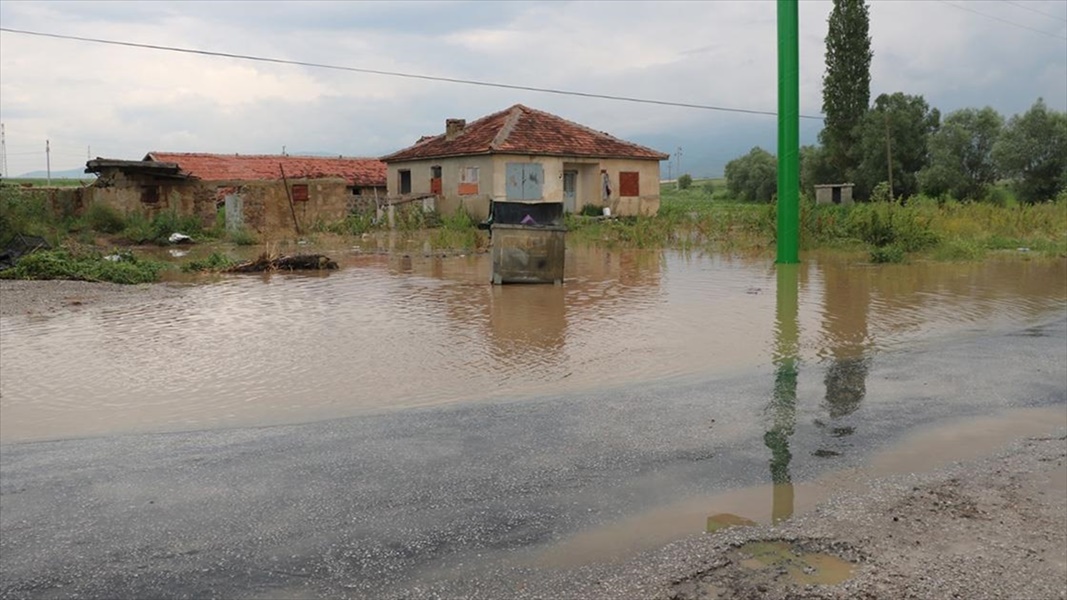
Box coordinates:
[386,155,663,218]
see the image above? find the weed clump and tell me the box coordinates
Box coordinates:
[84,203,126,234]
[0,247,167,284]
[182,252,238,273]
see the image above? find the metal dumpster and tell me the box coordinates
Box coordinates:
[488,201,566,285]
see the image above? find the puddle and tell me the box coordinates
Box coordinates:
[737,541,854,585]
[527,406,1066,568]
[1,250,1064,443]
[705,512,757,533]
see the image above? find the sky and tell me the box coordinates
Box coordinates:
[1,0,1065,178]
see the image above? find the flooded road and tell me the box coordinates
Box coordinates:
[1,247,1065,442]
[1,245,1065,599]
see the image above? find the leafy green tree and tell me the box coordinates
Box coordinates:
[854,93,940,200]
[725,147,778,202]
[819,0,873,181]
[992,99,1067,203]
[918,107,1003,201]
[678,173,693,190]
[800,145,836,197]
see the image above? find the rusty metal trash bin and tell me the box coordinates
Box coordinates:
[487,201,565,285]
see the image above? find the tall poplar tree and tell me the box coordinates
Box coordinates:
[820,0,873,182]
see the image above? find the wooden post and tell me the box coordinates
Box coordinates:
[279,164,302,234]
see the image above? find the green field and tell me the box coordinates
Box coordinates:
[1,178,93,188]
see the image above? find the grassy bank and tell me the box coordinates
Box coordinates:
[564,181,1066,262]
[0,247,166,284]
[2,180,1064,284]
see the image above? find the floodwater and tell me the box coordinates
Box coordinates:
[0,246,1065,443]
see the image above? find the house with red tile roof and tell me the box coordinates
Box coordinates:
[85,153,386,233]
[380,105,669,219]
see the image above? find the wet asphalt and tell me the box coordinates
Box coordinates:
[1,316,1065,599]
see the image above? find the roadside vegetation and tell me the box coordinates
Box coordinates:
[0,246,166,284]
[564,180,1066,263]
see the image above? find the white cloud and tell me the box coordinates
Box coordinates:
[1,0,1064,176]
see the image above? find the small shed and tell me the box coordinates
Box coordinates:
[815,183,854,206]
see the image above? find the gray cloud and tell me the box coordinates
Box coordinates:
[1,0,1064,177]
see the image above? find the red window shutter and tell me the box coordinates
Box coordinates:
[619,172,640,197]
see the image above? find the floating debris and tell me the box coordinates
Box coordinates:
[226,253,338,273]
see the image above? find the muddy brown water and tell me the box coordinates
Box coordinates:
[0,247,1064,443]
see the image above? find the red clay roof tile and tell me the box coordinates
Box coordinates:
[381,105,669,162]
[145,152,386,186]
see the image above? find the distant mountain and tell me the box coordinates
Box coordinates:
[13,168,95,179]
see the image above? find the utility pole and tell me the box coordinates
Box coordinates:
[776,0,800,264]
[0,123,7,179]
[46,139,51,186]
[884,112,894,202]
[675,146,684,189]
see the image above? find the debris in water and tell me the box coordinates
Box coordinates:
[226,253,338,273]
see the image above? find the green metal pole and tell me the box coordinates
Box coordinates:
[777,0,800,264]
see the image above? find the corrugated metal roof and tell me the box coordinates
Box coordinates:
[145,152,387,186]
[381,105,670,162]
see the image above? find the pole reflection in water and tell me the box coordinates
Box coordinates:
[813,261,872,458]
[766,263,799,523]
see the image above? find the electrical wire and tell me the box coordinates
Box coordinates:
[0,26,825,120]
[1001,0,1067,24]
[935,0,1067,40]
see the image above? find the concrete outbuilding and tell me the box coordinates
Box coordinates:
[815,183,855,206]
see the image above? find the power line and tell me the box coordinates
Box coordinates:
[935,0,1067,40]
[0,26,826,120]
[1001,0,1067,23]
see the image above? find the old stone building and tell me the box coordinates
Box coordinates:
[85,153,387,232]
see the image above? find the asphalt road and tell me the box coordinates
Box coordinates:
[2,317,1065,599]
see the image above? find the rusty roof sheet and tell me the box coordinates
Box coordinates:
[145,152,387,186]
[381,105,669,162]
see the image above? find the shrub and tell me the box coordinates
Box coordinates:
[121,210,203,245]
[0,247,166,284]
[182,252,237,272]
[678,174,693,190]
[0,190,53,246]
[85,203,126,233]
[227,227,258,246]
[869,244,906,263]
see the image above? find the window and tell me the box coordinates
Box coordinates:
[399,170,412,195]
[141,185,159,204]
[505,163,543,200]
[291,184,309,202]
[431,165,443,195]
[619,172,640,197]
[459,166,479,196]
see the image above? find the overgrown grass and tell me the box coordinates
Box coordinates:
[121,210,206,245]
[0,247,167,284]
[225,226,259,246]
[428,209,485,252]
[182,251,238,273]
[0,188,56,247]
[1,178,91,188]
[84,203,126,234]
